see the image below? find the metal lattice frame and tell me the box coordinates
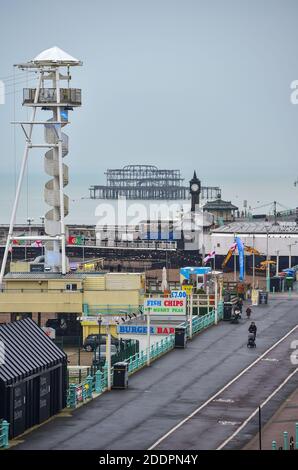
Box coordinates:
[89,165,221,200]
[0,56,81,284]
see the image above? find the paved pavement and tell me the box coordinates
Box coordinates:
[13,297,298,450]
[244,386,298,450]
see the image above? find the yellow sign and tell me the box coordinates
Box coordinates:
[251,289,259,306]
[182,285,193,296]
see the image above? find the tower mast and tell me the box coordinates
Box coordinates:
[0,47,82,284]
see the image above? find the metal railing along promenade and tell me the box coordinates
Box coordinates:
[66,303,224,409]
[67,335,175,408]
[0,420,9,449]
[272,424,298,450]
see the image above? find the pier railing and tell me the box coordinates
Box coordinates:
[0,420,9,449]
[23,88,81,106]
[66,306,222,409]
[272,424,298,450]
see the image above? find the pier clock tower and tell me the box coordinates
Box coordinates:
[190,171,201,212]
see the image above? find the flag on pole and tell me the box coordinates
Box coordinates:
[68,235,83,245]
[12,233,26,246]
[222,242,237,268]
[203,250,216,265]
[236,237,245,281]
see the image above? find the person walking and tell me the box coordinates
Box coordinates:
[236,297,243,314]
[248,321,257,340]
[246,307,252,319]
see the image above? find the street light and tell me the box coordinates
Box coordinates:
[252,234,256,289]
[276,250,279,276]
[233,232,237,281]
[97,316,102,369]
[93,316,102,369]
[147,305,151,367]
[106,321,112,390]
[265,225,270,293]
[26,217,34,260]
[288,241,298,269]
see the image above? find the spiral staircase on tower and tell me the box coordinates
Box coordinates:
[44,116,69,271]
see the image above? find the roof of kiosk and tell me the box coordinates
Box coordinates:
[31,46,82,66]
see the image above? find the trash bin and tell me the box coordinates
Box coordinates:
[270,277,281,292]
[174,326,187,349]
[112,362,128,389]
[223,302,232,321]
[285,277,294,291]
[258,291,268,305]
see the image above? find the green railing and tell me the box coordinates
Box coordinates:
[67,364,111,408]
[0,420,9,449]
[66,304,223,409]
[126,335,175,374]
[66,335,175,408]
[185,301,224,337]
[272,424,298,450]
[191,310,215,334]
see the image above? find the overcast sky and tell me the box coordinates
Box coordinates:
[1,0,298,223]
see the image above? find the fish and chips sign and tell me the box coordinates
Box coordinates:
[144,297,186,316]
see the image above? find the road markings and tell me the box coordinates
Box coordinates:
[148,324,298,450]
[216,367,298,449]
[213,398,235,403]
[218,420,241,426]
[261,358,279,362]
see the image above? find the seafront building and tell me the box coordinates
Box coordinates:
[0,268,145,339]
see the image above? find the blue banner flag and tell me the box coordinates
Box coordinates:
[236,236,245,281]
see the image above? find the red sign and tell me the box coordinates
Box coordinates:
[156,327,175,335]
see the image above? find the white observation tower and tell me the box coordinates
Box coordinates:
[0,47,82,283]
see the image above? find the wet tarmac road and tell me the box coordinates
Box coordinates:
[150,326,298,450]
[14,297,298,450]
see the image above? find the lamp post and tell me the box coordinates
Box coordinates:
[265,226,270,293]
[289,244,292,269]
[214,275,218,325]
[26,217,34,260]
[98,316,102,369]
[40,216,45,256]
[147,305,151,367]
[276,250,279,276]
[106,322,111,390]
[233,233,237,281]
[288,241,298,269]
[189,292,193,337]
[252,234,256,289]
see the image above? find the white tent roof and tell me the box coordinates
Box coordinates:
[31,46,82,66]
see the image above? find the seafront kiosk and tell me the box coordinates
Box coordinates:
[179,266,223,318]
